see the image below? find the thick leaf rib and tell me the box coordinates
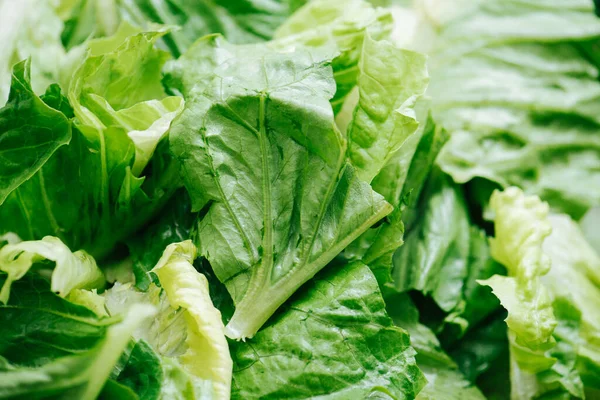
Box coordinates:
[169,37,392,339]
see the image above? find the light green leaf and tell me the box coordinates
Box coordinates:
[479,187,556,354]
[347,34,428,183]
[105,241,232,399]
[274,0,393,112]
[0,25,182,259]
[230,262,425,399]
[0,60,71,206]
[0,0,67,104]
[0,236,104,303]
[168,36,392,339]
[424,0,600,218]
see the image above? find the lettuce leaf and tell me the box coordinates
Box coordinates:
[0,274,154,399]
[480,187,588,398]
[0,0,68,104]
[0,25,183,259]
[118,0,309,57]
[386,293,485,400]
[230,262,425,399]
[0,60,71,205]
[274,0,393,112]
[167,35,392,339]
[422,0,600,218]
[104,241,233,399]
[0,235,104,303]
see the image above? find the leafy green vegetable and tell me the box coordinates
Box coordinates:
[230,262,425,399]
[0,274,154,399]
[118,0,309,57]
[481,187,593,398]
[0,0,67,104]
[0,60,71,205]
[105,241,233,399]
[168,35,392,339]
[386,293,485,399]
[274,0,393,113]
[0,24,183,259]
[126,189,196,290]
[2,0,600,398]
[424,0,600,219]
[0,235,104,303]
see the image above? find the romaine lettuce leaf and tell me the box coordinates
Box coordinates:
[339,35,430,286]
[421,0,600,219]
[480,187,589,398]
[0,235,104,303]
[0,60,71,205]
[126,189,196,290]
[118,0,309,57]
[230,262,425,399]
[0,25,183,259]
[0,274,154,399]
[167,35,392,339]
[0,0,67,104]
[346,34,428,183]
[104,241,233,399]
[274,0,393,112]
[386,293,485,400]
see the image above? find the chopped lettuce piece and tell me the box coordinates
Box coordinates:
[0,274,154,399]
[0,25,183,259]
[386,293,486,399]
[274,0,393,112]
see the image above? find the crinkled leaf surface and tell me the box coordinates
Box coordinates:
[168,36,392,339]
[274,0,393,113]
[0,274,154,399]
[386,293,485,400]
[105,241,232,399]
[230,262,425,399]
[425,0,600,218]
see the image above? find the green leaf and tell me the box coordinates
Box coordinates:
[385,293,485,400]
[0,236,105,304]
[168,36,392,339]
[390,171,471,312]
[479,187,589,398]
[0,26,183,259]
[105,241,233,399]
[111,340,162,400]
[0,274,155,399]
[425,0,600,218]
[117,0,309,57]
[541,214,600,391]
[347,34,428,183]
[230,262,425,399]
[479,187,556,354]
[0,0,67,104]
[0,60,71,206]
[274,0,393,113]
[127,189,196,291]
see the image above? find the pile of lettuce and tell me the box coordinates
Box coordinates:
[1,0,599,399]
